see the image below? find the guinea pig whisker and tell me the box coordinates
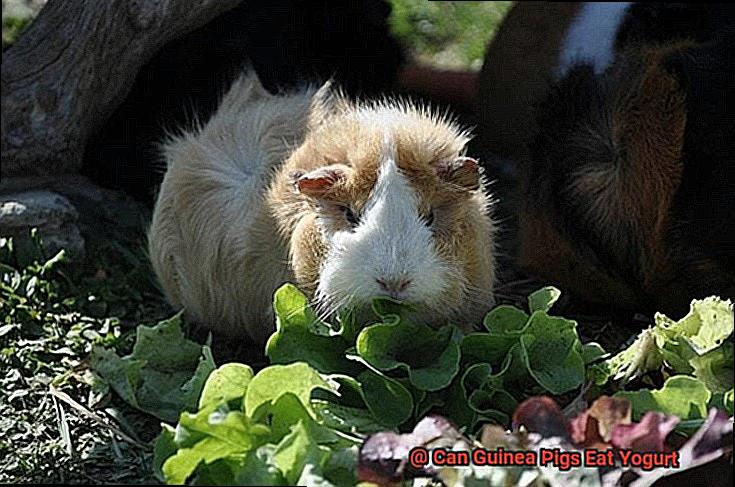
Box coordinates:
[313,290,353,325]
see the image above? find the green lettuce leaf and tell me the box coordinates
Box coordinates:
[519,312,585,394]
[266,284,356,374]
[356,321,461,391]
[162,405,269,484]
[90,312,216,422]
[244,362,334,420]
[605,297,734,384]
[198,363,254,409]
[615,375,711,421]
[527,286,562,314]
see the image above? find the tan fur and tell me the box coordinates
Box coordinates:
[149,73,496,343]
[268,90,496,330]
[148,75,316,344]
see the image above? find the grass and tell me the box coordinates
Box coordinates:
[0,229,171,483]
[388,0,513,70]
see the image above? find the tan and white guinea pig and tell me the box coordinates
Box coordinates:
[148,72,496,345]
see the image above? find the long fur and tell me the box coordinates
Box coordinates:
[148,74,316,343]
[149,72,497,343]
[520,19,735,315]
[266,90,496,331]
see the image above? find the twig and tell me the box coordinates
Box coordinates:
[48,386,152,451]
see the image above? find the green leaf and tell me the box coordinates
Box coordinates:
[461,332,517,368]
[527,286,562,314]
[311,445,359,487]
[709,389,734,417]
[312,400,386,435]
[580,342,607,364]
[431,368,477,429]
[89,345,142,408]
[162,407,267,484]
[244,362,333,420]
[191,458,238,485]
[690,339,734,394]
[273,420,330,485]
[370,296,408,321]
[605,327,665,383]
[90,312,216,422]
[132,312,203,369]
[357,369,413,428]
[180,347,218,415]
[656,297,733,354]
[519,312,585,394]
[153,423,177,482]
[604,297,733,386]
[460,363,516,423]
[231,445,286,486]
[266,284,355,374]
[263,393,340,445]
[357,321,461,391]
[615,375,711,421]
[482,305,529,333]
[198,363,254,409]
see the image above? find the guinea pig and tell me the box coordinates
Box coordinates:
[476,2,733,164]
[148,72,496,345]
[518,25,735,317]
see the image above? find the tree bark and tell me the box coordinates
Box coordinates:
[1,0,242,178]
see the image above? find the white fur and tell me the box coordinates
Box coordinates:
[148,74,315,344]
[149,73,495,342]
[557,2,632,77]
[316,138,449,310]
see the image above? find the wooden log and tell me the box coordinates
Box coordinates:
[1,0,241,178]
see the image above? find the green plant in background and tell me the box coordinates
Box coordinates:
[2,0,44,48]
[3,0,514,69]
[2,14,27,47]
[388,0,514,70]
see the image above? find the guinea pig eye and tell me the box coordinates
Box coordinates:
[341,206,359,226]
[422,209,435,227]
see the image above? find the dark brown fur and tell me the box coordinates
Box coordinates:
[520,32,735,315]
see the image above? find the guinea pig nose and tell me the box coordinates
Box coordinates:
[376,277,412,294]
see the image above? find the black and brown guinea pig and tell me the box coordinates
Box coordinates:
[517,3,735,316]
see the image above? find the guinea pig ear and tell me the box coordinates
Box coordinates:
[308,80,349,129]
[291,164,349,197]
[436,157,481,190]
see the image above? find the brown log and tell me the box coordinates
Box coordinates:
[1,0,241,178]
